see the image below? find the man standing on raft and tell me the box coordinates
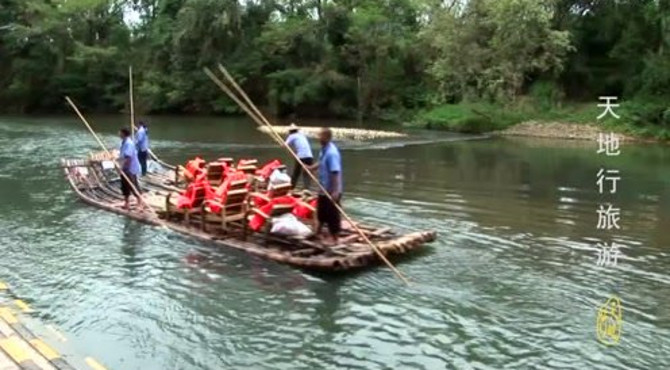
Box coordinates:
[285,123,313,189]
[311,127,342,244]
[135,120,150,176]
[118,127,143,210]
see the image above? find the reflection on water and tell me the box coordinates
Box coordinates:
[0,116,669,369]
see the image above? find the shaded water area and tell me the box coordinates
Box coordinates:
[1,116,669,369]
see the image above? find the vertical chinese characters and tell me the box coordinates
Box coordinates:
[595,97,623,267]
[594,97,623,345]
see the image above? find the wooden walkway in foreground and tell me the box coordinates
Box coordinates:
[0,282,107,370]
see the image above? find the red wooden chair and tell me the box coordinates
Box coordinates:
[202,171,250,232]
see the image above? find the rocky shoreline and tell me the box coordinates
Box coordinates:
[495,121,643,142]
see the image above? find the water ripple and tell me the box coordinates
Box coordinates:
[1,118,670,369]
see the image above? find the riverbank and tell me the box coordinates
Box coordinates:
[405,101,670,142]
[495,121,641,142]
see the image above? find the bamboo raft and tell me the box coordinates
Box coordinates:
[60,158,436,272]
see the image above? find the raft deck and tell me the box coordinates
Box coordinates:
[61,158,436,272]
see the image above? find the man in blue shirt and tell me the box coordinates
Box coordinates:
[285,123,314,189]
[312,127,342,243]
[135,121,150,176]
[119,128,142,210]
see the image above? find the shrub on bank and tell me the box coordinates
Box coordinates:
[615,98,670,140]
[528,80,565,110]
[620,99,670,128]
[412,103,499,134]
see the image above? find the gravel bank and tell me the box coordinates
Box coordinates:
[496,121,639,141]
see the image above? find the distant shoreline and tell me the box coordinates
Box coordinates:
[406,101,669,143]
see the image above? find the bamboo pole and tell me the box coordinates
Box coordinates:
[128,66,175,170]
[213,66,409,284]
[129,66,135,141]
[65,96,156,217]
[204,66,410,284]
[148,149,176,170]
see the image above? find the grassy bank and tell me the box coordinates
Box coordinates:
[406,99,670,141]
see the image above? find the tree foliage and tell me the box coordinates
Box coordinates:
[422,0,572,103]
[0,0,668,118]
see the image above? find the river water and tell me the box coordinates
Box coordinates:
[0,116,669,369]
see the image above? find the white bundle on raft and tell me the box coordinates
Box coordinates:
[268,169,291,189]
[271,213,312,237]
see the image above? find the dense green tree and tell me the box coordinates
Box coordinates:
[0,0,668,120]
[0,0,129,112]
[556,0,670,98]
[421,0,572,102]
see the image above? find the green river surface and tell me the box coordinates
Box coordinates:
[0,116,669,370]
